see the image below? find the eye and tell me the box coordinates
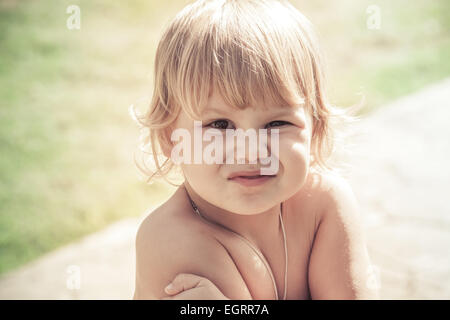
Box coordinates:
[265,120,291,128]
[207,119,233,130]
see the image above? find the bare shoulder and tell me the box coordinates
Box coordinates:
[133,186,252,300]
[315,171,359,219]
[289,170,358,220]
[314,171,369,242]
[284,170,356,232]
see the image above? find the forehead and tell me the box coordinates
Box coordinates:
[203,87,299,114]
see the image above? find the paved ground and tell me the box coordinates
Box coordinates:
[346,78,450,299]
[0,217,145,299]
[1,78,449,299]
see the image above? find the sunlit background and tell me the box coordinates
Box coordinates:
[0,0,449,299]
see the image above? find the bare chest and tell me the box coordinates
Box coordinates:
[210,209,316,300]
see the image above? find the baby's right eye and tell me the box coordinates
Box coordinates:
[207,119,232,130]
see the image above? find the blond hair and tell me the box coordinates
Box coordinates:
[131,0,360,186]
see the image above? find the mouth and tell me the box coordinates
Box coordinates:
[227,171,277,187]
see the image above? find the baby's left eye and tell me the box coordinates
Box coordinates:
[265,121,291,128]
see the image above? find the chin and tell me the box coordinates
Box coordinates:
[227,202,279,215]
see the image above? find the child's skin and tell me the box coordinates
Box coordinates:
[133,88,379,300]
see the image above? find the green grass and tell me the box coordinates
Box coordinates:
[299,0,450,112]
[0,0,180,274]
[0,0,449,275]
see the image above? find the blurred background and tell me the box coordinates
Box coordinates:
[0,0,449,299]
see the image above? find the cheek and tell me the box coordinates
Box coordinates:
[180,163,220,185]
[279,130,311,164]
[278,135,310,191]
[280,141,309,176]
[180,163,224,204]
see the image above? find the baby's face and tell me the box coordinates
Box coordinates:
[170,90,312,215]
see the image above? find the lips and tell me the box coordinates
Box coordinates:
[227,170,276,187]
[228,170,271,179]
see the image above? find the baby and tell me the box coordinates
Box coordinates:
[132,0,378,300]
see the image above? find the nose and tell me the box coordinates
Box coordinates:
[224,128,274,165]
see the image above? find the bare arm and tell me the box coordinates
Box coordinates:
[308,176,379,299]
[133,211,252,300]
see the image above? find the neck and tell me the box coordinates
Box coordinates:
[183,181,283,249]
